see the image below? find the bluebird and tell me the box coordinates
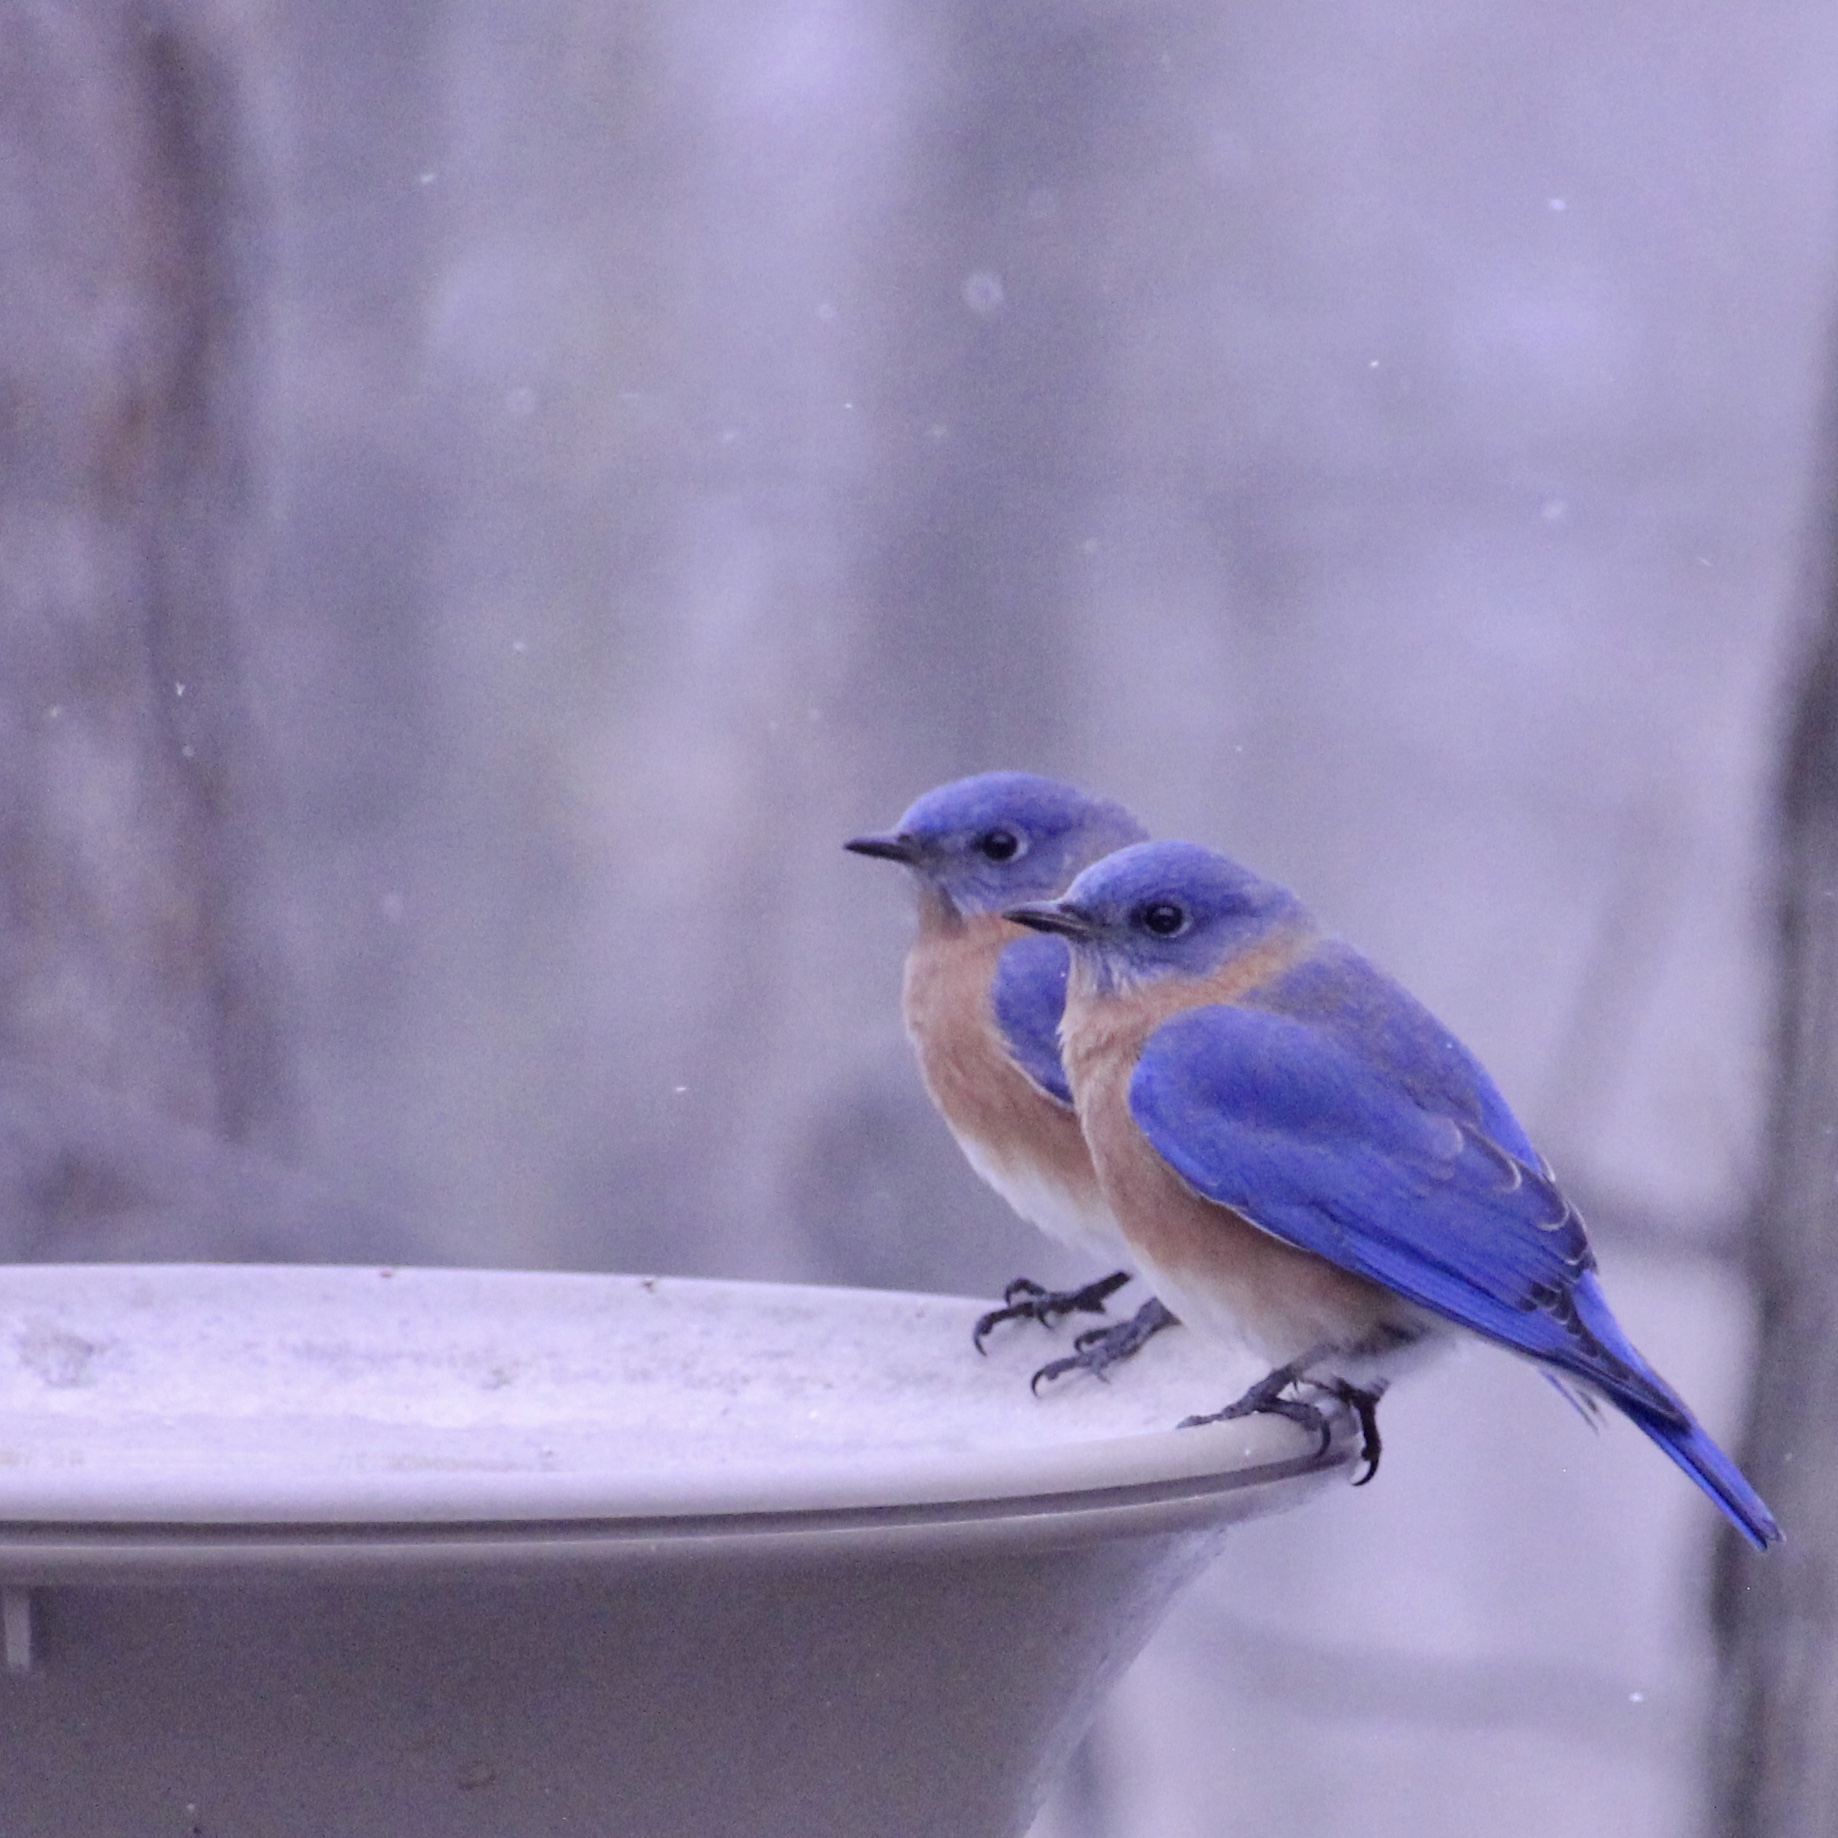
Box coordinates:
[846,772,1178,1380]
[1006,839,1781,1550]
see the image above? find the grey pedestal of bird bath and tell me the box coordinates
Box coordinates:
[0,1264,1351,1838]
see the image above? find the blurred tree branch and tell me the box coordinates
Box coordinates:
[0,1,290,1253]
[1714,551,1838,1831]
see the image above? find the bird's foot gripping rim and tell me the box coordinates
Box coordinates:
[1029,1297,1179,1393]
[973,1270,1132,1352]
[1179,1363,1389,1482]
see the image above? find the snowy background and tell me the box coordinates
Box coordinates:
[5,2,1838,1832]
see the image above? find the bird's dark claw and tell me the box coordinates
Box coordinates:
[973,1270,1133,1352]
[1322,1378,1388,1483]
[1178,1360,1333,1456]
[1177,1360,1388,1478]
[1029,1298,1180,1393]
[1182,1389,1332,1454]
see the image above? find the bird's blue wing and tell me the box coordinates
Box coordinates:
[1248,943,1541,1164]
[991,934,1074,1106]
[1129,1004,1680,1420]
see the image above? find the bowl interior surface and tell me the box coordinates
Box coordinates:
[0,1264,1320,1526]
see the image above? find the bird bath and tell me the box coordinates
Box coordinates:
[0,1263,1352,1838]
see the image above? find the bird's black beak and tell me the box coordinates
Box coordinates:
[1004,900,1099,941]
[844,830,920,864]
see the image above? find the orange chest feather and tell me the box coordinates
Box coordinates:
[900,911,1097,1202]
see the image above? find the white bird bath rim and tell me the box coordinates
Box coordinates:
[0,1263,1353,1578]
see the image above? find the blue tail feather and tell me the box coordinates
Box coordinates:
[1565,1276,1779,1550]
[1627,1408,1781,1552]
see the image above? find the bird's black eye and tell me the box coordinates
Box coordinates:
[1137,900,1189,938]
[977,828,1023,863]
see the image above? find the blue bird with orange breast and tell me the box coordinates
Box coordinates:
[846,773,1177,1378]
[1006,838,1781,1550]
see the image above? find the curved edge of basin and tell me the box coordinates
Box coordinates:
[0,1263,1359,1565]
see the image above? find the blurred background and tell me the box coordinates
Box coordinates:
[5,1,1838,1833]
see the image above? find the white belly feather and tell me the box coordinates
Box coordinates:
[953,1129,1131,1264]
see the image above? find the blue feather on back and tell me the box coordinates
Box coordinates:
[992,933,1075,1106]
[1127,992,1781,1548]
[1249,944,1539,1163]
[1126,1001,1677,1403]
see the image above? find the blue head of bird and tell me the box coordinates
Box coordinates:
[845,772,1147,920]
[1004,839,1309,991]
